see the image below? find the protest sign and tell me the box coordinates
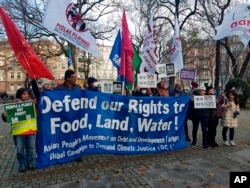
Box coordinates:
[137,73,157,88]
[194,95,216,109]
[4,101,36,124]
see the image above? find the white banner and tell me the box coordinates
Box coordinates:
[140,16,158,73]
[171,16,183,74]
[213,4,250,48]
[43,0,101,57]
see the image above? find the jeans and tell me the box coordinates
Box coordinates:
[192,117,209,146]
[14,134,36,166]
[222,127,234,141]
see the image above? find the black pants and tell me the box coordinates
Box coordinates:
[184,118,190,139]
[192,117,209,146]
[222,127,234,141]
[207,117,220,145]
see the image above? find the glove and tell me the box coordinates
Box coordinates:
[233,111,240,118]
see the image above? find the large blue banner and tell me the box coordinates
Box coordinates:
[36,90,191,168]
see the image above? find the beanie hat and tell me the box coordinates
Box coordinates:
[87,77,97,85]
[197,86,206,90]
[41,81,51,88]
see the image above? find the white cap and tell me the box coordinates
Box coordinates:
[198,86,206,90]
[41,81,51,88]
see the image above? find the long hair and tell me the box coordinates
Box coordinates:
[226,89,239,105]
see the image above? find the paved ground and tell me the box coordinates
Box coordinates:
[0,104,250,188]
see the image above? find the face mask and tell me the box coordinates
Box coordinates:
[93,82,99,87]
[141,90,147,94]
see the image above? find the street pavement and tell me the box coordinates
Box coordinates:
[0,104,250,188]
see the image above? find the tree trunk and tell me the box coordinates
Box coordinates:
[214,41,221,91]
[238,50,250,78]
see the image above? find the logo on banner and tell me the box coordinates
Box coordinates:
[66,3,87,32]
[230,172,250,188]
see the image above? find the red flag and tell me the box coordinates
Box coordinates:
[119,11,134,88]
[0,7,54,80]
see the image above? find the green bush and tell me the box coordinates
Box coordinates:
[225,78,250,107]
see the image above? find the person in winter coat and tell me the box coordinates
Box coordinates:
[207,86,224,147]
[154,79,169,97]
[2,88,37,172]
[221,89,240,146]
[170,81,191,142]
[190,86,211,149]
[132,86,150,97]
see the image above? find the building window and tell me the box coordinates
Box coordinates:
[0,57,4,66]
[204,70,208,77]
[204,60,208,67]
[194,58,199,66]
[17,84,22,89]
[204,48,209,57]
[0,72,4,81]
[109,73,112,79]
[10,84,14,92]
[195,49,198,57]
[17,72,21,79]
[10,72,14,79]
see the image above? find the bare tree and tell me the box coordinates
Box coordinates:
[0,0,123,71]
[200,0,250,89]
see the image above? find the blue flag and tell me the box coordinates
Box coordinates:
[109,29,121,69]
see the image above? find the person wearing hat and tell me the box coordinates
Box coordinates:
[189,80,199,95]
[41,81,52,91]
[190,85,210,149]
[87,77,99,92]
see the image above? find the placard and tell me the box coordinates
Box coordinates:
[4,101,36,124]
[156,63,175,78]
[194,95,216,109]
[137,73,157,88]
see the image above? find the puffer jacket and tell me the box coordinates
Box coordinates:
[221,97,240,128]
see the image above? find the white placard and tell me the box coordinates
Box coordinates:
[194,95,216,109]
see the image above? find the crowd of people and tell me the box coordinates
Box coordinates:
[1,69,241,172]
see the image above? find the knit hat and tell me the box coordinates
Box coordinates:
[197,86,206,90]
[87,77,97,85]
[41,81,51,88]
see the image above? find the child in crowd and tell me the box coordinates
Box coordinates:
[2,88,37,172]
[221,89,240,146]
